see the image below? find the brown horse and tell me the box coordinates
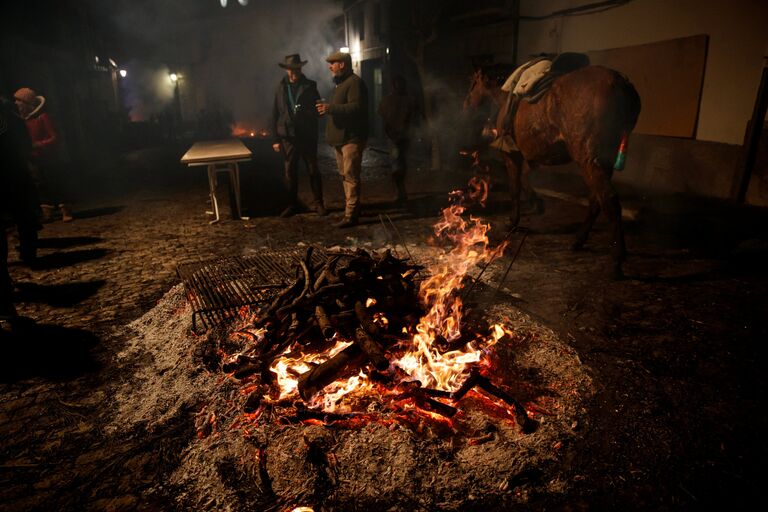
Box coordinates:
[464,64,641,277]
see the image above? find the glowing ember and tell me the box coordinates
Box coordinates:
[270,339,353,399]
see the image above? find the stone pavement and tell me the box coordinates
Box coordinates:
[1,141,767,510]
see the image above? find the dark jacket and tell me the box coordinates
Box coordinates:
[378,93,419,141]
[271,74,320,144]
[325,72,368,146]
[0,99,37,228]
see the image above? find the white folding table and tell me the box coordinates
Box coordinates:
[181,139,252,224]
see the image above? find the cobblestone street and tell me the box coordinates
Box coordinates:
[1,142,767,510]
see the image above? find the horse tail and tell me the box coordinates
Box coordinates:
[595,71,641,169]
[617,72,642,133]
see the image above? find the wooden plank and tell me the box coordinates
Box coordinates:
[586,34,708,138]
[180,139,252,164]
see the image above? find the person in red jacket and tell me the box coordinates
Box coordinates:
[14,87,72,222]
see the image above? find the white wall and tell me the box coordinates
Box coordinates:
[518,0,768,144]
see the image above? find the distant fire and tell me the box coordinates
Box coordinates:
[231,122,269,138]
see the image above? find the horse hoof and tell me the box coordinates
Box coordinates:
[571,240,585,252]
[612,267,625,280]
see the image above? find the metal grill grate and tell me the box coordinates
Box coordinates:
[177,247,327,333]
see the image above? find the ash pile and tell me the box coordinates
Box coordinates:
[113,182,593,511]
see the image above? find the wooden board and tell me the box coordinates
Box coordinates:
[586,34,708,138]
[181,139,252,164]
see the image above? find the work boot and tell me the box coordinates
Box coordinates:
[59,204,73,222]
[334,216,358,228]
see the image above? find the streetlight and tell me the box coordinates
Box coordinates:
[119,69,127,78]
[169,73,178,83]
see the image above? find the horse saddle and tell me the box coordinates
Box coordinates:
[502,52,591,103]
[496,53,591,151]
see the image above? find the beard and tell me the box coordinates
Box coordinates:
[332,73,346,85]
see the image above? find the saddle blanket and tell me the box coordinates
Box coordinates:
[501,58,552,96]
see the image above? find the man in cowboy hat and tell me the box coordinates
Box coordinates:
[316,51,368,228]
[271,53,326,217]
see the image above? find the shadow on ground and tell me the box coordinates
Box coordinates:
[36,236,104,249]
[0,322,101,382]
[15,280,106,307]
[28,248,110,270]
[74,206,125,220]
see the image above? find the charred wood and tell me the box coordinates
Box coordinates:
[353,326,389,371]
[297,345,364,401]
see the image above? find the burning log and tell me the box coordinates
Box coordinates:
[396,381,457,418]
[353,326,389,371]
[297,345,365,401]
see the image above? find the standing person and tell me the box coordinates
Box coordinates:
[377,75,420,207]
[271,54,326,217]
[316,51,368,228]
[1,95,40,329]
[13,87,71,222]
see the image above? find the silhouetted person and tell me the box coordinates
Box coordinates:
[1,96,40,328]
[316,51,369,228]
[378,75,420,206]
[271,54,325,217]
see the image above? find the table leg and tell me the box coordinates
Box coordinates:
[207,165,221,224]
[232,163,248,220]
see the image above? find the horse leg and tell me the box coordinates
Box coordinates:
[571,197,601,251]
[522,161,545,214]
[583,162,626,278]
[503,151,524,229]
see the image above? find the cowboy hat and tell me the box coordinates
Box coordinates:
[278,54,307,70]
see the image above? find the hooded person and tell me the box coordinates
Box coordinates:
[271,54,326,218]
[14,87,71,222]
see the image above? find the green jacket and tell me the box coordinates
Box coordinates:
[325,72,368,146]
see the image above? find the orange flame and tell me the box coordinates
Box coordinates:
[269,339,353,399]
[394,190,509,391]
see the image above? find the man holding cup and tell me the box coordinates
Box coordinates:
[316,51,368,228]
[271,53,326,217]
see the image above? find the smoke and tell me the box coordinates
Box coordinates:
[100,0,343,127]
[118,61,176,122]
